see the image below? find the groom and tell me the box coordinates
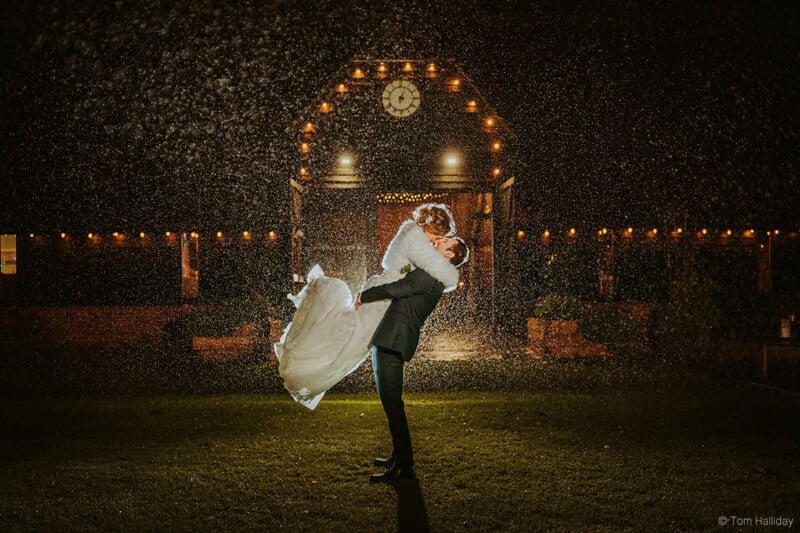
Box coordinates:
[357,236,469,483]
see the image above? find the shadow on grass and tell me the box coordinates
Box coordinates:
[394,479,430,533]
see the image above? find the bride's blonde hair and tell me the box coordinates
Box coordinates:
[412,203,456,237]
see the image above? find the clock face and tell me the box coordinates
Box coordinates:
[382,80,421,118]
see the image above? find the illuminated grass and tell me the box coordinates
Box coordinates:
[2,384,798,532]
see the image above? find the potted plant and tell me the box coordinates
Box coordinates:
[527,294,586,346]
[582,308,637,355]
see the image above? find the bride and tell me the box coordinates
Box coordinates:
[273,203,460,409]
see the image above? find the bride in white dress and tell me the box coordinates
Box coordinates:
[273,204,460,409]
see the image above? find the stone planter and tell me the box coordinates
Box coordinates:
[526,317,610,358]
[192,323,265,363]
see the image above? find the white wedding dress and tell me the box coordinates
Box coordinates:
[273,220,459,409]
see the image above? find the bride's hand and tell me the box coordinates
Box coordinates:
[354,301,362,310]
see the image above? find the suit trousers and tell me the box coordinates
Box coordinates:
[372,345,413,470]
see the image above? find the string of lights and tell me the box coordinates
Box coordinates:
[294,59,510,187]
[24,231,280,242]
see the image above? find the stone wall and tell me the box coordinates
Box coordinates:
[1,305,194,348]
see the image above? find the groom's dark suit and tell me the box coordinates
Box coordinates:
[359,267,445,474]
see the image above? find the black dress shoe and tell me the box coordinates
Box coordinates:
[369,466,414,484]
[373,457,395,468]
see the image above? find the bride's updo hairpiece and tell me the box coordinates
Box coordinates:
[412,203,456,237]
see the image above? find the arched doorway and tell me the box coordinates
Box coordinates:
[288,59,518,326]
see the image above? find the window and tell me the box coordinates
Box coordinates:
[0,234,16,275]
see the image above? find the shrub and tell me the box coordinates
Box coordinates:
[532,294,586,321]
[582,308,638,353]
[653,270,721,361]
[164,292,277,348]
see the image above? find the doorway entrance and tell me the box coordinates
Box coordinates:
[292,187,505,326]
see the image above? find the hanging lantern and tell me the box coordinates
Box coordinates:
[425,62,439,78]
[446,78,461,92]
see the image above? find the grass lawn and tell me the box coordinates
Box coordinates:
[2,374,799,532]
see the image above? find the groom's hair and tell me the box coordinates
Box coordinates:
[448,237,469,267]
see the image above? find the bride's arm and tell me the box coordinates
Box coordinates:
[405,226,459,291]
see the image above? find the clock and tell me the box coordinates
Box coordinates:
[381,80,421,118]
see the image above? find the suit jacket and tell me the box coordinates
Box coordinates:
[359,268,445,361]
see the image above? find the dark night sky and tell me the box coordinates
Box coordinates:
[2,0,799,232]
